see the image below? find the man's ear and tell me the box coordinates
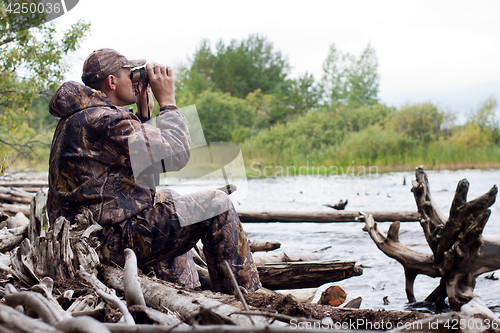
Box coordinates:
[105,75,117,91]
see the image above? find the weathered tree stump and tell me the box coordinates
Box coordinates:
[10,191,101,284]
[363,166,498,310]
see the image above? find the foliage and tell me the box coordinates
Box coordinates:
[321,43,379,108]
[241,98,500,172]
[334,124,401,165]
[329,103,393,133]
[289,72,322,116]
[244,88,289,128]
[27,96,56,129]
[179,35,290,99]
[466,97,500,145]
[386,102,454,141]
[241,103,393,165]
[193,90,256,143]
[242,107,346,165]
[468,97,498,130]
[0,6,90,165]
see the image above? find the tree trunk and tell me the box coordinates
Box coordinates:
[10,194,101,284]
[248,240,281,252]
[100,266,276,327]
[252,253,325,266]
[239,211,420,223]
[0,186,35,204]
[257,260,363,290]
[0,202,30,215]
[363,166,498,310]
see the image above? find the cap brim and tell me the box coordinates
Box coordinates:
[124,59,146,68]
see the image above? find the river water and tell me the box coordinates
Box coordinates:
[165,168,500,313]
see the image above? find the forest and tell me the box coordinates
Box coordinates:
[2,33,500,175]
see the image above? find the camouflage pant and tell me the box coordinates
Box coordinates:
[99,189,261,294]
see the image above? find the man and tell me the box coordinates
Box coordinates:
[47,49,261,293]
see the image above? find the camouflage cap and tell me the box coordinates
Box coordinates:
[82,48,146,85]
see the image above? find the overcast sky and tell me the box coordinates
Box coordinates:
[56,0,500,123]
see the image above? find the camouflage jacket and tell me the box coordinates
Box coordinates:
[47,81,191,227]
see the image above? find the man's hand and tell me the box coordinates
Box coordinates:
[146,63,176,107]
[135,81,154,119]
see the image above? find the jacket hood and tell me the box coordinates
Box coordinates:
[50,81,113,118]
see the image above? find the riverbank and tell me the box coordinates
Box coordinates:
[244,161,500,178]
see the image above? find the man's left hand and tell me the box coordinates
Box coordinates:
[135,81,154,119]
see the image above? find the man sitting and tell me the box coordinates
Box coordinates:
[47,48,261,293]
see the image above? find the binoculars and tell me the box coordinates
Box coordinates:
[130,65,168,82]
[130,67,148,82]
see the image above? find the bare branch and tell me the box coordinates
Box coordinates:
[96,289,135,326]
[0,37,16,47]
[123,248,146,307]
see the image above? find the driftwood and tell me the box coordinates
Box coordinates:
[257,260,363,290]
[253,253,324,266]
[239,211,420,223]
[0,202,30,215]
[324,199,348,210]
[0,302,64,333]
[0,174,41,215]
[101,324,360,333]
[363,166,499,310]
[0,179,48,188]
[29,189,50,243]
[0,172,442,332]
[0,186,35,204]
[248,239,281,252]
[9,203,101,285]
[278,288,317,303]
[100,265,276,327]
[0,224,28,252]
[194,249,360,291]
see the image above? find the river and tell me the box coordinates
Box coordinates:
[165,168,500,313]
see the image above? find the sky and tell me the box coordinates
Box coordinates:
[55,0,500,123]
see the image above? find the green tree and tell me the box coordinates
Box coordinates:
[331,103,393,133]
[244,88,289,128]
[468,97,498,131]
[321,43,379,108]
[175,40,216,101]
[194,90,256,143]
[462,97,500,145]
[289,72,322,116]
[387,102,453,141]
[1,6,90,165]
[180,35,290,99]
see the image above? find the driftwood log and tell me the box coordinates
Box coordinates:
[0,202,30,215]
[248,240,281,252]
[258,261,363,290]
[100,265,276,327]
[363,166,499,310]
[0,186,35,204]
[252,253,325,266]
[0,172,46,215]
[239,211,420,223]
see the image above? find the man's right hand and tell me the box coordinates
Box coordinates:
[146,63,176,107]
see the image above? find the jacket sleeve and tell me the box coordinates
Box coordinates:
[101,107,191,177]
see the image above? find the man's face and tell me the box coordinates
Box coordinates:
[114,67,136,106]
